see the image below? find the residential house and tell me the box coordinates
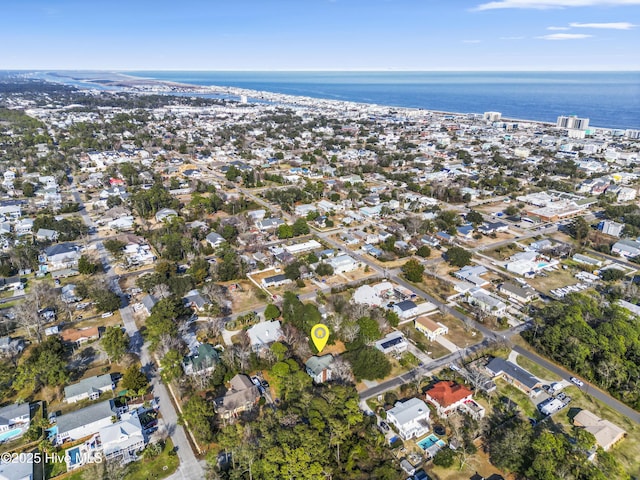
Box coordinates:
[247,320,283,352]
[305,354,335,383]
[466,287,507,317]
[498,282,537,304]
[55,399,120,444]
[425,381,478,418]
[374,331,409,355]
[140,295,158,315]
[0,458,33,480]
[414,316,449,341]
[205,232,226,248]
[61,284,80,304]
[478,221,509,235]
[215,374,261,419]
[485,357,541,395]
[0,276,21,292]
[352,282,395,307]
[325,254,359,274]
[154,208,178,222]
[64,374,114,403]
[35,228,59,242]
[98,411,145,464]
[14,218,34,236]
[183,289,210,312]
[386,398,431,440]
[0,337,24,355]
[108,216,135,231]
[60,327,100,347]
[42,243,80,271]
[573,410,626,451]
[0,402,31,439]
[392,300,420,320]
[454,265,489,287]
[261,274,291,288]
[294,204,316,217]
[183,344,220,375]
[256,218,284,231]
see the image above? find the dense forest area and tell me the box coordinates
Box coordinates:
[523,293,640,410]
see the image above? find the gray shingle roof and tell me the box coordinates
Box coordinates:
[64,374,113,400]
[56,400,116,434]
[486,357,539,389]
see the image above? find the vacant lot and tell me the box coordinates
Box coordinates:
[515,353,559,382]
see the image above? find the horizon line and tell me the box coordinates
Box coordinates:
[5,68,640,73]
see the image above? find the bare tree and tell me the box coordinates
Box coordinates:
[157,333,187,358]
[152,283,172,300]
[331,357,355,383]
[340,322,360,343]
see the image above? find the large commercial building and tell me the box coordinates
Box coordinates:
[557,115,590,130]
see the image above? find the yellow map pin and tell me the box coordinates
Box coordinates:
[311,323,329,353]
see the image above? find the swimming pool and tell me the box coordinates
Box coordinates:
[537,262,549,268]
[67,447,81,466]
[417,433,445,450]
[0,428,23,443]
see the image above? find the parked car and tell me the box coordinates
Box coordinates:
[379,421,390,432]
[570,377,584,387]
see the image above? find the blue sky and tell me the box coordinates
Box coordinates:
[1,0,638,70]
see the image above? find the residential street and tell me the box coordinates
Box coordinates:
[72,187,206,479]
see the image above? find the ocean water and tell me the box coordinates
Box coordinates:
[124,71,640,130]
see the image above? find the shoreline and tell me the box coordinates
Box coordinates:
[38,71,634,131]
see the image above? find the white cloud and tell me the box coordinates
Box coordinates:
[569,21,637,29]
[547,26,571,30]
[475,0,640,11]
[537,33,594,39]
[462,39,482,43]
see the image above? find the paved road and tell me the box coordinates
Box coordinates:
[513,345,640,424]
[360,339,492,400]
[71,186,206,479]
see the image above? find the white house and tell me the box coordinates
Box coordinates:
[55,400,119,444]
[43,243,80,271]
[466,288,506,316]
[98,411,146,464]
[325,254,359,274]
[64,374,114,404]
[386,398,430,440]
[247,320,283,352]
[154,208,178,222]
[0,403,31,439]
[206,232,226,248]
[374,331,409,355]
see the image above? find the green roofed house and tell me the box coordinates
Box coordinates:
[182,344,220,376]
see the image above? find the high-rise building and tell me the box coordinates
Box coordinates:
[484,111,502,122]
[557,115,590,130]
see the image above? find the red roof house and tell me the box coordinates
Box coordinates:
[425,381,473,417]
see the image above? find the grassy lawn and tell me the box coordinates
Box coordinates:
[412,274,456,302]
[400,324,451,359]
[527,268,580,294]
[515,353,559,382]
[435,313,482,348]
[495,378,539,419]
[429,440,506,480]
[124,439,179,480]
[229,280,267,313]
[556,386,640,477]
[45,453,67,479]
